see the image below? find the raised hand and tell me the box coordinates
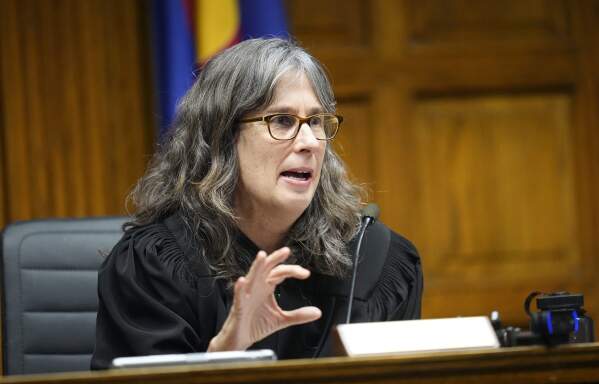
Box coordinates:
[207,247,322,352]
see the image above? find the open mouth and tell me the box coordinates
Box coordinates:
[280,170,312,181]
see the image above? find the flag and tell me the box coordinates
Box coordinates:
[152,0,289,136]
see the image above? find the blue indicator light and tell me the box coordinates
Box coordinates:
[546,311,554,335]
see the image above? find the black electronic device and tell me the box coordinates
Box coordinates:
[492,291,595,347]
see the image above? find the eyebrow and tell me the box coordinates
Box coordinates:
[265,105,325,116]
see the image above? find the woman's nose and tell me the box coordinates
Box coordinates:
[294,122,320,149]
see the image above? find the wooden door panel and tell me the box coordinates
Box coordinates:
[287,0,371,50]
[406,0,571,47]
[0,0,154,225]
[407,94,579,321]
[408,94,576,270]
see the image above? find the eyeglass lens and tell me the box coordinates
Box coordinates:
[268,114,338,140]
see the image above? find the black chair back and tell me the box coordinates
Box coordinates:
[1,217,126,375]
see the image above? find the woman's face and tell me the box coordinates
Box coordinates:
[235,71,327,221]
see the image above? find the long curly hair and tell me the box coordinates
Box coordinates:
[128,38,363,282]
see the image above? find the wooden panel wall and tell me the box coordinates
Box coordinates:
[0,0,155,229]
[289,0,599,325]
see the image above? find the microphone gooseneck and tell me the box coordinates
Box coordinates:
[345,203,380,324]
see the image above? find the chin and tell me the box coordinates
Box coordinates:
[276,193,315,215]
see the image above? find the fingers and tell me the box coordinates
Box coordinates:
[282,306,322,327]
[246,247,290,279]
[245,247,292,285]
[264,247,291,270]
[234,276,247,298]
[232,276,248,311]
[267,264,311,286]
[244,247,301,295]
[245,250,268,282]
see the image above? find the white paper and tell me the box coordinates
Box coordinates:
[336,316,500,356]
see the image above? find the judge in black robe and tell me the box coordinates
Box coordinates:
[91,37,424,369]
[92,213,422,369]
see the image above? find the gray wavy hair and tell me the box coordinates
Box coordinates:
[129,37,363,282]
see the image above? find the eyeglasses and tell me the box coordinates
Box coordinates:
[239,113,343,141]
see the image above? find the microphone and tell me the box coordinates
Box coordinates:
[345,203,380,324]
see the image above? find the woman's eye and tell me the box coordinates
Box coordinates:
[309,116,323,127]
[272,115,296,128]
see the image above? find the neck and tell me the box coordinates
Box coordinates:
[236,215,290,253]
[234,202,302,253]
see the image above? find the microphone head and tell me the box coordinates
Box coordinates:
[362,203,380,221]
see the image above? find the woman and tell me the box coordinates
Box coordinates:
[91,38,423,369]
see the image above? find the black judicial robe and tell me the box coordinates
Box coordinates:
[91,213,423,369]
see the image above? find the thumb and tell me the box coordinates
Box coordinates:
[282,306,322,327]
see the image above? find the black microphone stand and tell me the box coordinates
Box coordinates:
[345,215,376,324]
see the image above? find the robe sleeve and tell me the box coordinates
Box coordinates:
[91,224,204,370]
[365,230,424,321]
